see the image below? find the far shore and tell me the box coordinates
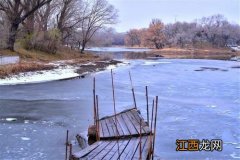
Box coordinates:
[0,46,239,82]
[121,46,240,60]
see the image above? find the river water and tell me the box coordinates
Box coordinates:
[0,51,240,159]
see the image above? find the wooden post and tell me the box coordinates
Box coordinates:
[150,99,155,133]
[146,86,149,125]
[129,71,137,108]
[69,143,72,158]
[111,69,120,157]
[139,118,142,160]
[152,96,158,160]
[93,77,96,126]
[65,130,69,160]
[96,95,100,141]
[148,99,155,159]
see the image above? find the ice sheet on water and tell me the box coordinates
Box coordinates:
[21,137,31,141]
[142,61,171,66]
[230,152,240,159]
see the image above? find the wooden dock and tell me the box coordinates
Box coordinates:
[72,136,151,160]
[67,71,159,160]
[98,108,151,139]
[71,107,157,160]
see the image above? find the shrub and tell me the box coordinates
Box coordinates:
[20,29,61,54]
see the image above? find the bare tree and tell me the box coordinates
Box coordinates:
[77,0,118,53]
[35,0,55,32]
[0,10,9,48]
[0,0,52,51]
[125,29,141,47]
[146,19,165,49]
[56,0,83,42]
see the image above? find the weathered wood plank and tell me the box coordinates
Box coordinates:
[105,117,116,137]
[130,109,151,134]
[112,116,124,136]
[121,112,138,135]
[126,136,148,160]
[87,141,112,159]
[108,117,119,136]
[117,114,131,136]
[124,111,139,135]
[125,111,143,134]
[120,138,139,159]
[132,136,149,160]
[109,139,131,160]
[73,141,102,158]
[99,108,135,121]
[100,119,110,138]
[124,137,141,160]
[101,140,125,160]
[90,141,117,159]
[99,120,104,138]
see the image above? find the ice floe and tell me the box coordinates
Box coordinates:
[142,61,171,66]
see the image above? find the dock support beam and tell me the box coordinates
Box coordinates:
[146,86,149,125]
[129,71,137,108]
[152,96,158,160]
[65,130,69,160]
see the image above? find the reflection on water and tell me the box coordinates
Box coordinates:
[0,59,239,159]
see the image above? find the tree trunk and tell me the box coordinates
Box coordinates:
[80,41,86,53]
[155,42,160,49]
[7,23,19,51]
[24,13,35,34]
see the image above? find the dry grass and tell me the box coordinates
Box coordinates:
[149,47,240,60]
[0,62,55,79]
[0,46,99,62]
[0,46,107,78]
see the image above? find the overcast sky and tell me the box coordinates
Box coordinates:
[107,0,240,32]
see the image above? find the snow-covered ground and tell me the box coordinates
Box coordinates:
[230,46,240,51]
[0,65,80,85]
[0,59,129,85]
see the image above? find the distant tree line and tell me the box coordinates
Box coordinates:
[125,15,240,49]
[0,0,118,53]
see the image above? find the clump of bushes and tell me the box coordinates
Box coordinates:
[20,29,61,54]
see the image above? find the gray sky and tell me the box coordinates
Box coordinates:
[108,0,240,32]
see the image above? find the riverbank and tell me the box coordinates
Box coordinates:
[0,60,123,85]
[1,46,239,84]
[0,48,123,85]
[92,46,240,60]
[147,47,240,60]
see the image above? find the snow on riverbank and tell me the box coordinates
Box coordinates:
[0,59,128,85]
[0,65,80,85]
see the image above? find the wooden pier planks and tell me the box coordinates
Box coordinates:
[72,136,150,160]
[99,108,151,139]
[72,108,153,160]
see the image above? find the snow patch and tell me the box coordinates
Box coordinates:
[106,65,117,70]
[6,118,17,122]
[24,120,30,124]
[207,105,217,108]
[142,61,171,66]
[0,65,79,85]
[81,62,96,66]
[21,137,31,141]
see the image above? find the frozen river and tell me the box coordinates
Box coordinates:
[0,58,239,159]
